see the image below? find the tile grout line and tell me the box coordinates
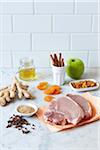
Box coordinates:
[30,33,32,51]
[51,15,53,33]
[4,32,99,34]
[91,15,94,33]
[6,50,97,52]
[70,33,72,51]
[69,33,71,51]
[73,0,76,14]
[1,13,99,16]
[33,0,35,15]
[87,50,90,68]
[11,15,13,32]
[10,51,14,69]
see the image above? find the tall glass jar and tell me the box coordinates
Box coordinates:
[19,57,36,81]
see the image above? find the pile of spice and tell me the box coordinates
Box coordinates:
[6,114,35,134]
[17,105,35,114]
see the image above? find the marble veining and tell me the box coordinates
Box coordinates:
[0,68,100,150]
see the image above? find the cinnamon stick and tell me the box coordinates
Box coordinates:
[54,54,58,66]
[50,54,55,66]
[58,53,62,67]
[61,58,65,67]
[50,53,65,67]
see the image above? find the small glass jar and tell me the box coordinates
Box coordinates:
[19,57,36,81]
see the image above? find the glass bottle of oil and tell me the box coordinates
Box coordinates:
[19,57,36,81]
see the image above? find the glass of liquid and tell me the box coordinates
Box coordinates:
[19,57,37,81]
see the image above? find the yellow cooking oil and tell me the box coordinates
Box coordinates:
[19,68,36,81]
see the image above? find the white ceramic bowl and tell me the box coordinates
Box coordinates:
[69,79,99,92]
[16,103,38,117]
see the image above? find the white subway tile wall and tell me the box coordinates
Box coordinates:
[53,15,92,32]
[12,52,50,68]
[88,51,100,67]
[0,0,100,68]
[35,2,74,14]
[71,33,99,50]
[76,2,99,14]
[92,15,100,32]
[0,15,12,32]
[0,2,33,14]
[0,33,30,51]
[13,15,51,32]
[0,52,12,68]
[32,33,69,50]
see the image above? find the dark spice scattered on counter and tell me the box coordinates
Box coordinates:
[31,124,35,130]
[6,114,35,134]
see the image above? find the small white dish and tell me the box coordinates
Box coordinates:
[69,79,99,92]
[16,103,38,117]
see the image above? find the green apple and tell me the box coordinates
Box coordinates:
[66,58,84,79]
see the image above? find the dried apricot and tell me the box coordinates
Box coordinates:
[44,95,54,102]
[37,85,48,90]
[52,85,61,90]
[39,82,48,86]
[53,90,61,94]
[37,82,48,90]
[44,87,54,94]
[44,85,61,95]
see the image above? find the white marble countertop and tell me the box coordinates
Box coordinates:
[0,68,100,150]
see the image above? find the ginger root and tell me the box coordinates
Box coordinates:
[0,77,35,106]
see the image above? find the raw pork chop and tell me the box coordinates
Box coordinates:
[66,94,92,119]
[44,96,84,125]
[44,101,66,125]
[56,97,84,124]
[44,111,67,125]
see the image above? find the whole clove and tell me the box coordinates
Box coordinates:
[22,128,30,134]
[6,114,35,134]
[31,124,35,130]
